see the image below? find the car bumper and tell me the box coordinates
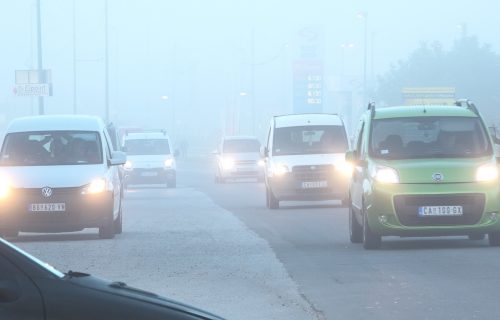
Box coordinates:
[268,173,349,201]
[0,189,114,233]
[220,166,264,179]
[124,168,175,184]
[365,181,500,236]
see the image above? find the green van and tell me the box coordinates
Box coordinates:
[346,100,500,249]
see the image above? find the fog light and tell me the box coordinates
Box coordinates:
[378,215,388,224]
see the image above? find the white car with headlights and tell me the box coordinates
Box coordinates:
[262,113,351,209]
[122,131,177,188]
[0,115,126,239]
[214,136,264,183]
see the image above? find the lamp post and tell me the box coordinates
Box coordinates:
[36,0,44,115]
[357,11,368,107]
[161,95,174,135]
[104,0,110,123]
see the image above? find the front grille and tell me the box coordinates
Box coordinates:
[292,165,333,181]
[235,160,257,166]
[394,194,485,226]
[13,187,82,198]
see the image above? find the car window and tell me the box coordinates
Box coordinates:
[369,117,492,159]
[125,139,171,155]
[0,131,103,166]
[273,125,348,155]
[223,139,260,153]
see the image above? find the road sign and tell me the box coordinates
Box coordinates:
[13,84,51,97]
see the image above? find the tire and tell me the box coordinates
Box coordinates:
[488,232,500,246]
[266,187,279,209]
[468,234,485,241]
[0,229,19,239]
[362,208,381,249]
[349,204,363,243]
[99,207,115,239]
[113,205,123,234]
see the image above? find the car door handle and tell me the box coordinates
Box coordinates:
[0,281,21,303]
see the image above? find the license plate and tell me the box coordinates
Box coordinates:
[418,206,463,217]
[29,203,66,212]
[141,171,158,177]
[302,181,328,189]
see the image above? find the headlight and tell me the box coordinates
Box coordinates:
[373,166,399,184]
[335,161,354,177]
[221,158,235,170]
[164,158,174,168]
[124,160,133,170]
[0,180,10,199]
[476,163,498,182]
[258,159,265,167]
[82,178,107,195]
[272,164,289,176]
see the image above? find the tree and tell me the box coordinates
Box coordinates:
[376,36,500,123]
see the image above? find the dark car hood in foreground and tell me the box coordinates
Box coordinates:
[66,274,225,320]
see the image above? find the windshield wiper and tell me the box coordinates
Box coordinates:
[66,270,90,278]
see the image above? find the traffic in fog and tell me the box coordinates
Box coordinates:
[2,1,500,319]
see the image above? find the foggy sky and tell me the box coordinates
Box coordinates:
[1,0,499,146]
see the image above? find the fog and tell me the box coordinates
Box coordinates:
[1,0,500,151]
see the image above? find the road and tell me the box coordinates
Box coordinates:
[14,157,500,320]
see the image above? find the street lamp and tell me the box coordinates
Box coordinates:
[357,11,368,108]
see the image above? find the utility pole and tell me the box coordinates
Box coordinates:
[250,28,256,135]
[36,0,44,115]
[104,0,110,123]
[72,0,77,114]
[363,13,368,108]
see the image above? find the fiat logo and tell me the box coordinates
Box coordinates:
[41,187,53,198]
[432,173,444,182]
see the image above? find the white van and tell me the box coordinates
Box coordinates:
[122,131,177,188]
[262,114,351,209]
[0,115,126,239]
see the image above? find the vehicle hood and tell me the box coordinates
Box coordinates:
[0,165,107,188]
[221,152,260,161]
[68,275,224,320]
[270,153,346,168]
[374,157,494,184]
[127,155,172,168]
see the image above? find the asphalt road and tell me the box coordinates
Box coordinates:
[181,158,500,320]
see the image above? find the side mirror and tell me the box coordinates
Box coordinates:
[260,146,269,158]
[109,151,127,166]
[174,149,180,158]
[489,126,500,144]
[345,150,357,163]
[121,146,128,152]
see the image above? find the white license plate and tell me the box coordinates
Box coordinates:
[29,203,66,212]
[418,206,463,216]
[302,181,328,189]
[141,171,158,177]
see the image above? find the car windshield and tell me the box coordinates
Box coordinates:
[370,117,492,159]
[0,131,102,166]
[125,139,170,155]
[273,125,348,155]
[223,139,260,153]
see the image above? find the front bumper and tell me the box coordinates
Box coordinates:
[220,165,264,179]
[365,181,500,236]
[124,168,175,184]
[0,187,113,233]
[268,173,349,201]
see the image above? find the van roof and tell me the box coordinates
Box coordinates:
[274,113,343,128]
[123,132,170,140]
[373,105,478,119]
[6,115,105,133]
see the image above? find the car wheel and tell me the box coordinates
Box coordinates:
[362,209,381,249]
[167,178,176,188]
[468,234,485,241]
[349,203,363,243]
[0,229,19,239]
[266,187,279,209]
[488,232,500,246]
[113,204,123,234]
[99,207,115,239]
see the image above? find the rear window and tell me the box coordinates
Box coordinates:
[125,139,171,155]
[369,116,492,159]
[0,131,103,166]
[273,125,348,155]
[223,139,260,153]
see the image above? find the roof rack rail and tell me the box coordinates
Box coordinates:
[367,102,376,118]
[455,99,479,116]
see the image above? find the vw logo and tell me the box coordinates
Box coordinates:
[432,173,444,182]
[41,187,53,198]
